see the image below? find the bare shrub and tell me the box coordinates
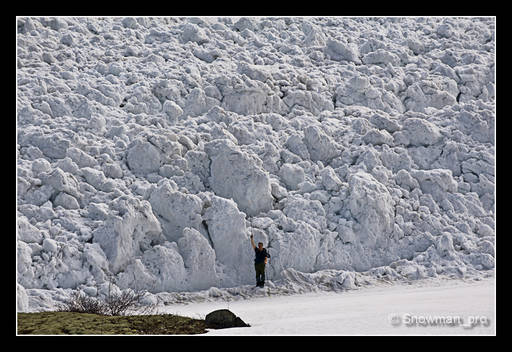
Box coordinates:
[58,277,155,316]
[57,291,106,315]
[104,288,149,316]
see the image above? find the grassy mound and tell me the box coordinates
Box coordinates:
[17,311,208,335]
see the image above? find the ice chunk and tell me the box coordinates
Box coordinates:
[148,181,204,242]
[347,171,395,245]
[324,38,361,64]
[401,118,443,146]
[181,23,208,44]
[92,197,162,273]
[202,195,253,284]
[303,125,341,164]
[126,139,162,175]
[178,227,218,290]
[205,139,273,216]
[279,163,305,190]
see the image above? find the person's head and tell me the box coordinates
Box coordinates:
[258,242,264,250]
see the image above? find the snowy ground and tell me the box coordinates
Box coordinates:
[166,277,495,335]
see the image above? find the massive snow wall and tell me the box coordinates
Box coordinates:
[17,17,495,309]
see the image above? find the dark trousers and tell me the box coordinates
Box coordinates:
[255,262,266,285]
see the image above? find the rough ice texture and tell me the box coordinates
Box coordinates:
[17,16,495,311]
[204,139,273,216]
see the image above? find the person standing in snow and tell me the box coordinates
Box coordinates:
[250,234,270,287]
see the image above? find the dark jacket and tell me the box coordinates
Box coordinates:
[254,248,270,264]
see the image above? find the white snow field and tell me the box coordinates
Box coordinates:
[168,277,495,335]
[17,17,495,315]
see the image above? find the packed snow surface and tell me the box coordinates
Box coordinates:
[17,16,495,312]
[168,277,495,335]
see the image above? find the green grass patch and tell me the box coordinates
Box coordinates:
[17,311,208,335]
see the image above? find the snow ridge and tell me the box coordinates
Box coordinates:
[17,17,495,311]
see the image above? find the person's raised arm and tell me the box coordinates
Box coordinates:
[250,234,256,249]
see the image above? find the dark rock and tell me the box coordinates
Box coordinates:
[205,309,250,329]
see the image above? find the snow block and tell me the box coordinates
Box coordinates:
[324,38,361,64]
[148,181,204,242]
[205,139,273,216]
[303,125,341,164]
[347,171,395,246]
[92,197,162,273]
[178,227,218,290]
[202,195,253,284]
[402,118,443,147]
[126,139,162,175]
